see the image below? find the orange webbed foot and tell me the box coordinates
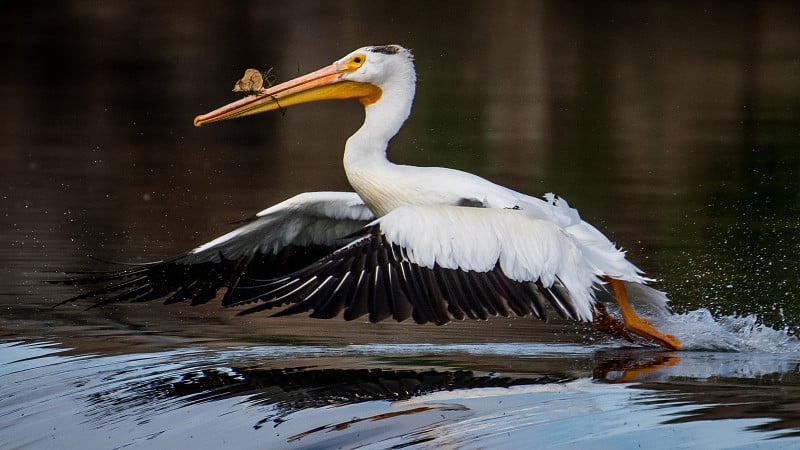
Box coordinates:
[604,277,681,350]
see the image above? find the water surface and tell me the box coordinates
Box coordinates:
[2,1,800,449]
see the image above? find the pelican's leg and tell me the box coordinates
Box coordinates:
[593,302,635,342]
[605,277,681,350]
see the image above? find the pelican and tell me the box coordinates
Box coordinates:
[60,45,680,350]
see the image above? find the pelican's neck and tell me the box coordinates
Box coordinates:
[344,74,415,215]
[344,82,414,166]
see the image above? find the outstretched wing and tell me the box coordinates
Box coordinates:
[55,192,375,307]
[225,205,609,324]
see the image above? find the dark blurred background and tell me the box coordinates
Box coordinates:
[2,1,799,330]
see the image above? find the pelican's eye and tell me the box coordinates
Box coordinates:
[344,54,366,71]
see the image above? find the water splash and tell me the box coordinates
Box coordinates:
[655,308,800,353]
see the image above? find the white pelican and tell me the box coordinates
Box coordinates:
[61,45,680,350]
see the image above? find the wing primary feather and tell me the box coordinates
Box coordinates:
[309,271,352,319]
[163,279,206,305]
[87,284,154,308]
[420,267,450,325]
[278,275,338,318]
[397,255,428,324]
[455,269,489,320]
[220,256,254,306]
[368,238,392,322]
[274,276,321,303]
[238,295,295,315]
[306,256,355,319]
[226,277,304,307]
[302,275,337,303]
[55,275,150,308]
[389,242,404,264]
[163,286,192,305]
[549,279,580,320]
[386,263,412,321]
[238,277,321,316]
[406,262,437,325]
[377,237,400,318]
[52,267,151,285]
[56,275,151,306]
[434,267,465,321]
[386,241,414,320]
[495,270,538,318]
[240,276,319,311]
[265,234,376,320]
[238,259,345,305]
[441,268,478,320]
[485,268,523,317]
[342,252,369,320]
[478,270,510,318]
[344,270,370,321]
[188,280,219,306]
[369,266,392,322]
[522,281,550,321]
[468,271,500,317]
[544,288,571,319]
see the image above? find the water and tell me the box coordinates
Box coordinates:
[2,339,800,449]
[2,1,800,449]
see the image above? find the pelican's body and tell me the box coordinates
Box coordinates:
[63,45,679,349]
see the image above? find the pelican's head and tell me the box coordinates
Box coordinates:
[194,45,415,127]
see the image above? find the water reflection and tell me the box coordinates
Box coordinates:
[638,378,800,439]
[2,340,799,448]
[122,367,568,424]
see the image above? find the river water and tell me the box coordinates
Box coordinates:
[2,1,800,449]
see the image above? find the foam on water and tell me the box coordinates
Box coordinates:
[654,308,800,353]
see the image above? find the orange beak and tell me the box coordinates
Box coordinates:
[194,63,381,127]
